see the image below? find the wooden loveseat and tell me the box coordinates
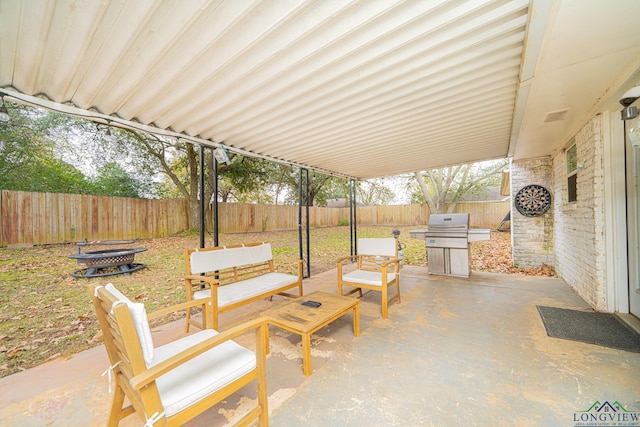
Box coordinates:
[184,242,303,330]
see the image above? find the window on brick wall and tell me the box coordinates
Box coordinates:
[566,143,577,202]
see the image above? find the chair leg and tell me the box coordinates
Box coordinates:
[339,282,363,298]
[185,306,192,333]
[381,286,388,318]
[210,305,218,331]
[201,301,209,330]
[186,301,210,331]
[256,323,269,427]
[108,385,126,427]
[396,278,401,304]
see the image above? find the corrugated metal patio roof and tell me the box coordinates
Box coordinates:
[1,0,639,179]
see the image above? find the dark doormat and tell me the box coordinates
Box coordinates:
[537,306,640,353]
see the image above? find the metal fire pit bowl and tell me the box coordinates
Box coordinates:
[69,244,147,278]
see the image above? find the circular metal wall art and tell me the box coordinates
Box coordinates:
[515,184,551,217]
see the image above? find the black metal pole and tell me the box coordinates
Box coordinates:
[350,178,357,256]
[298,168,303,262]
[199,145,206,249]
[305,169,310,278]
[297,168,311,278]
[213,150,219,247]
[349,178,353,255]
[353,179,357,254]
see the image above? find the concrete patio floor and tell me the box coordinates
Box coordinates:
[1,266,639,426]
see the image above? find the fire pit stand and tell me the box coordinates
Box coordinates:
[68,240,147,278]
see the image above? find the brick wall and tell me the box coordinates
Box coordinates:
[511,157,554,268]
[512,115,607,310]
[551,115,607,309]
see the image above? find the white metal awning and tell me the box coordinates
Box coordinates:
[1,0,639,179]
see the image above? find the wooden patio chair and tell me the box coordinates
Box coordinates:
[337,237,401,318]
[90,283,269,427]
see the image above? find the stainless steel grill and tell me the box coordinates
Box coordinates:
[426,213,469,238]
[425,213,471,277]
[409,214,491,278]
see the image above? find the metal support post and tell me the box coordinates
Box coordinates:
[298,168,311,278]
[199,144,206,249]
[349,178,357,256]
[213,151,219,247]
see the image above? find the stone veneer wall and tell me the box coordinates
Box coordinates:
[551,115,607,310]
[510,157,554,268]
[511,115,606,310]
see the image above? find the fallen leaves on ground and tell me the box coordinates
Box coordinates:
[0,227,553,378]
[471,232,556,277]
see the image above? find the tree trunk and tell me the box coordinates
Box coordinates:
[187,144,201,230]
[413,171,439,213]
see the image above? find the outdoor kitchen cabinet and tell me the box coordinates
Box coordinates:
[426,235,471,278]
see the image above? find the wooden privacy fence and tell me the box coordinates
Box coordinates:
[216,201,510,233]
[216,203,349,232]
[0,190,510,246]
[353,201,509,229]
[0,190,189,246]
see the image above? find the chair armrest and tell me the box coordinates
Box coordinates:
[130,316,269,390]
[184,274,220,286]
[336,255,357,264]
[146,297,214,322]
[379,257,400,268]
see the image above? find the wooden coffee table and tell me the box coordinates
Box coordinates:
[262,291,360,376]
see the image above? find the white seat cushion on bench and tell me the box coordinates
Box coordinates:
[342,269,397,287]
[151,329,256,417]
[193,272,299,307]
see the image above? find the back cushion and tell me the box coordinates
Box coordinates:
[358,238,397,257]
[190,243,273,274]
[105,283,154,365]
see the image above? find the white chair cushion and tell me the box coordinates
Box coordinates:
[104,283,154,365]
[342,269,396,287]
[193,272,299,307]
[151,329,256,417]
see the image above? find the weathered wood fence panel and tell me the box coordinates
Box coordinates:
[456,201,510,228]
[215,204,354,232]
[0,190,189,246]
[216,200,509,232]
[0,190,509,246]
[343,201,509,228]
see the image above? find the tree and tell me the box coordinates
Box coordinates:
[91,162,146,198]
[411,159,509,213]
[356,178,396,205]
[0,101,168,197]
[218,157,281,203]
[273,172,402,207]
[2,102,302,228]
[257,163,295,205]
[278,170,349,207]
[1,101,373,230]
[111,130,213,228]
[0,102,93,193]
[71,125,169,199]
[108,130,282,228]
